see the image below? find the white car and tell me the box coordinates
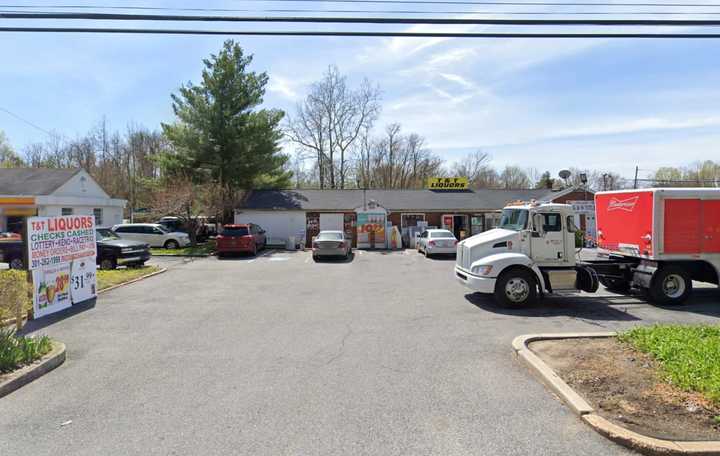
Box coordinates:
[417,229,458,257]
[112,223,191,249]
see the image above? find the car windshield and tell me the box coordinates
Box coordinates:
[499,209,529,231]
[223,226,249,236]
[96,229,120,241]
[156,225,171,233]
[317,232,343,240]
[430,230,455,239]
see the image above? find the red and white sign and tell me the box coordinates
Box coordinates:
[27,216,96,271]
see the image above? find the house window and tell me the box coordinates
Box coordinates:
[93,208,103,226]
[61,208,73,216]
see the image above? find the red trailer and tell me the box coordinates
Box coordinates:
[594,188,720,304]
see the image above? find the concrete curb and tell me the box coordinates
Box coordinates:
[513,333,720,456]
[98,267,168,295]
[0,341,66,398]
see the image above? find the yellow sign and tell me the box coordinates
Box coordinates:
[0,197,35,206]
[428,177,469,190]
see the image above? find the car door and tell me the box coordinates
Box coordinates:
[530,212,566,264]
[147,226,167,247]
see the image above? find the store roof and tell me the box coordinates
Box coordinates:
[0,168,81,196]
[238,188,566,212]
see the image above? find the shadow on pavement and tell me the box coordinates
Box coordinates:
[465,292,641,322]
[18,298,96,335]
[313,252,355,264]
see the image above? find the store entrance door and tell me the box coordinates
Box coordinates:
[443,214,468,240]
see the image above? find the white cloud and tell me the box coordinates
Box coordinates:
[548,116,720,139]
[267,75,300,100]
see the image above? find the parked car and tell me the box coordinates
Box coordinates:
[0,236,24,269]
[111,223,190,249]
[417,229,458,258]
[96,228,151,270]
[216,224,266,257]
[312,230,352,261]
[157,216,217,243]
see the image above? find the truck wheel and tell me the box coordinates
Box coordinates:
[649,267,692,306]
[100,258,117,270]
[9,258,24,270]
[495,269,537,308]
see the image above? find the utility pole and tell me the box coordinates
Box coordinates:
[602,173,608,191]
[633,165,639,189]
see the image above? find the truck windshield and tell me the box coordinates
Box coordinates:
[499,209,529,231]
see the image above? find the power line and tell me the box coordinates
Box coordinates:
[3,4,720,15]
[0,107,54,137]
[5,12,720,25]
[167,0,720,6]
[3,26,720,37]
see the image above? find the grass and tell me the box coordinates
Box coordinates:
[0,327,52,374]
[97,265,161,291]
[150,240,215,256]
[619,325,720,405]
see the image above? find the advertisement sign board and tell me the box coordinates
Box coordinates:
[27,216,97,317]
[356,212,386,248]
[32,263,72,318]
[427,177,469,190]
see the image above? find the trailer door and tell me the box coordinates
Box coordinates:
[664,199,702,254]
[702,200,720,253]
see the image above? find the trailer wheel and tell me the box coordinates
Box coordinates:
[494,268,537,308]
[649,267,692,306]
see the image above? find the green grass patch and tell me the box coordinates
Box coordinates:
[619,325,720,404]
[0,327,53,374]
[97,265,161,291]
[150,240,215,256]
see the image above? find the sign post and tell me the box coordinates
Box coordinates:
[27,215,97,319]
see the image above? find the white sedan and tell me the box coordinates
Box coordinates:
[417,229,458,257]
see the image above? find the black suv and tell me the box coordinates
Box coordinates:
[96,228,151,270]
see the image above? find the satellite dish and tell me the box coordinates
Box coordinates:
[558,169,571,180]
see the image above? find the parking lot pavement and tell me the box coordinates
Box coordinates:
[3,249,719,455]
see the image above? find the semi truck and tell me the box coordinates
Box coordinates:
[454,188,720,307]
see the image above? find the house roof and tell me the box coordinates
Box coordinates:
[238,188,568,212]
[0,168,81,196]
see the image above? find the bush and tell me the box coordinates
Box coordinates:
[575,229,585,248]
[0,327,52,373]
[0,270,31,323]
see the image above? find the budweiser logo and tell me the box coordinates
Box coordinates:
[607,196,640,212]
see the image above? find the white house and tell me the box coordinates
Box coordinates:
[0,168,126,232]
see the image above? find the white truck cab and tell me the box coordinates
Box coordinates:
[455,201,584,306]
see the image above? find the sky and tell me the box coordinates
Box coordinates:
[1,1,720,182]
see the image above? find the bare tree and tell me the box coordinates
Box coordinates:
[450,151,501,188]
[286,65,380,189]
[499,165,532,189]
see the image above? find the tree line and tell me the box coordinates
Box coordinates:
[1,39,718,225]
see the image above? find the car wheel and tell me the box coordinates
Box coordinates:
[9,258,24,270]
[100,258,117,270]
[648,266,692,306]
[494,268,538,308]
[164,240,180,250]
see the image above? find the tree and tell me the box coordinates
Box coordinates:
[286,65,381,189]
[535,171,555,189]
[0,131,24,168]
[451,151,500,189]
[161,40,291,221]
[499,165,531,189]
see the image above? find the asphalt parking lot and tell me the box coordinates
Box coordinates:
[2,249,720,455]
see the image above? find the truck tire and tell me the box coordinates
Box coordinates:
[9,257,24,270]
[100,258,117,270]
[648,266,692,306]
[494,268,538,308]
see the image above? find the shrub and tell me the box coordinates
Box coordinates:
[0,327,52,373]
[0,270,31,323]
